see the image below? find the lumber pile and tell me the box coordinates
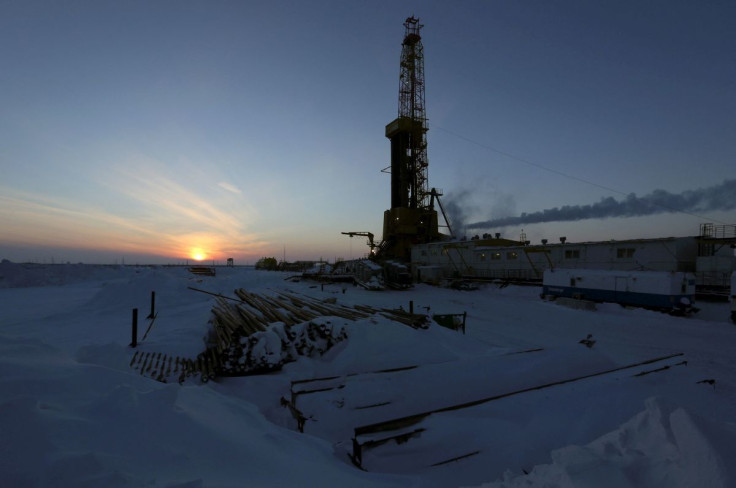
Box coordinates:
[217,319,347,375]
[207,289,365,375]
[211,289,376,331]
[130,289,431,383]
[208,289,430,374]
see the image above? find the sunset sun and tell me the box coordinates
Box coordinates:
[190,249,207,261]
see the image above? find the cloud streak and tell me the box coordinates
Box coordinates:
[466,179,736,230]
[101,163,267,258]
[0,157,269,261]
[218,182,242,195]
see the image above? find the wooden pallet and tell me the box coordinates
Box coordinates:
[129,348,221,384]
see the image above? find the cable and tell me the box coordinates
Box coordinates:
[432,124,728,225]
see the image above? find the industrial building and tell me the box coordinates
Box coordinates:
[411,224,736,293]
[345,17,736,295]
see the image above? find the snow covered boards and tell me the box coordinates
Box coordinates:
[279,346,686,471]
[131,289,433,382]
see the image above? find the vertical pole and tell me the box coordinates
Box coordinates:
[409,300,414,328]
[131,308,138,347]
[147,291,156,319]
[352,436,363,468]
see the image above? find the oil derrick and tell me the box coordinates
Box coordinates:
[379,16,441,261]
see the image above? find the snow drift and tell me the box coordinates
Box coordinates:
[1,263,735,487]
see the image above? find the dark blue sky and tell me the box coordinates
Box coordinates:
[1,1,734,263]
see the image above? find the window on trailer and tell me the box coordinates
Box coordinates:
[617,248,636,259]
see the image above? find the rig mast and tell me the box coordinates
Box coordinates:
[380,16,441,260]
[394,16,429,210]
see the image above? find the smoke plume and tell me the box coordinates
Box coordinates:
[466,179,736,230]
[443,188,517,236]
[441,189,473,236]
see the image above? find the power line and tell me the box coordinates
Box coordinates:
[432,124,728,225]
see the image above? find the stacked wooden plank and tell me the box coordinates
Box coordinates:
[129,349,220,384]
[130,289,431,383]
[209,289,362,376]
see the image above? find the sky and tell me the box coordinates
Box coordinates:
[1,0,734,264]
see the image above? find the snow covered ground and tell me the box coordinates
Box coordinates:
[1,261,735,487]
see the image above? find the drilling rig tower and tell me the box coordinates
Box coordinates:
[379,16,442,261]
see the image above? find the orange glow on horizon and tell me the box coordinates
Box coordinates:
[190,248,208,261]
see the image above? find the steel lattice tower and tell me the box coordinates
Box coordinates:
[380,16,440,261]
[394,16,429,210]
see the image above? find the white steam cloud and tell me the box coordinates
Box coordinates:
[463,179,736,230]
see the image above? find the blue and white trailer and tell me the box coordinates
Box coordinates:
[542,269,696,313]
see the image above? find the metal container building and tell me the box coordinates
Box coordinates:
[411,235,725,283]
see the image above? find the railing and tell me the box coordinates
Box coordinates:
[700,223,736,239]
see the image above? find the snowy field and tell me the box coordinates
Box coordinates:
[1,261,735,488]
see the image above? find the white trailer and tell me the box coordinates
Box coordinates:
[543,269,696,313]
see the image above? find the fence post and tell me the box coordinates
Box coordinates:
[147,291,156,319]
[352,436,363,468]
[130,308,138,347]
